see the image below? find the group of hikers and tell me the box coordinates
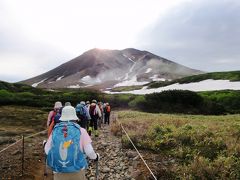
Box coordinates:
[44,100,111,180]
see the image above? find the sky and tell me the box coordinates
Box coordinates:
[0,0,240,82]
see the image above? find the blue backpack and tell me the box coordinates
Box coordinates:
[47,122,88,173]
[76,104,87,118]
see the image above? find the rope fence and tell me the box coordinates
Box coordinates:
[0,129,47,179]
[114,113,157,180]
[0,130,47,154]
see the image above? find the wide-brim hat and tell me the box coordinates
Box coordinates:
[59,106,79,121]
[54,101,62,109]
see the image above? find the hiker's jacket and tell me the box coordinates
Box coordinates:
[47,110,55,127]
[88,103,102,118]
[83,105,91,120]
[84,106,91,120]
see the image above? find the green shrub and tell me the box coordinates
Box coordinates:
[128,95,145,108]
[0,89,15,104]
[196,137,227,160]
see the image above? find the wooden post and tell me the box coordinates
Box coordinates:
[21,135,24,177]
[120,124,123,149]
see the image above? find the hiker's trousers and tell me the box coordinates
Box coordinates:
[105,112,110,124]
[54,169,86,180]
[90,115,98,130]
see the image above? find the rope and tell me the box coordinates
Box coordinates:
[25,129,47,139]
[0,129,47,154]
[115,115,157,180]
[0,139,22,154]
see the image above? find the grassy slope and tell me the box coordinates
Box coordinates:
[114,110,240,179]
[0,80,44,93]
[0,106,47,142]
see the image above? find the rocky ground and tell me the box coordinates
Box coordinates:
[86,124,135,180]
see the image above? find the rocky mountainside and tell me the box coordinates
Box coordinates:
[21,48,203,90]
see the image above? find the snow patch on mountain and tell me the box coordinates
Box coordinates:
[114,76,149,87]
[81,75,101,85]
[56,76,64,81]
[123,54,135,63]
[106,79,240,94]
[123,56,136,80]
[145,68,152,73]
[150,75,166,81]
[67,84,92,88]
[32,78,47,87]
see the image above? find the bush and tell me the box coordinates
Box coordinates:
[141,90,203,113]
[128,96,145,109]
[0,90,15,104]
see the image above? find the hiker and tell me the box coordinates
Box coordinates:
[47,101,63,137]
[75,101,91,130]
[104,102,111,125]
[97,101,104,128]
[44,105,99,180]
[86,101,90,108]
[102,103,106,125]
[88,100,102,137]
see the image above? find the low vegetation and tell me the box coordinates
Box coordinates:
[1,80,240,115]
[114,111,240,179]
[110,85,143,92]
[0,106,47,145]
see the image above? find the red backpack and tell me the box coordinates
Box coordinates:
[106,105,111,113]
[89,104,96,117]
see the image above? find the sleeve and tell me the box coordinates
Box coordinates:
[44,134,52,155]
[79,128,92,152]
[96,105,102,118]
[79,128,97,159]
[84,106,91,120]
[47,111,54,127]
[84,144,97,159]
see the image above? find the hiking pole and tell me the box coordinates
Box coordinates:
[95,160,99,180]
[43,140,48,177]
[44,154,48,177]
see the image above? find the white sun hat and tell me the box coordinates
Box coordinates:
[59,106,79,121]
[54,101,62,109]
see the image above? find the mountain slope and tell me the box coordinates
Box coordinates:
[21,48,203,89]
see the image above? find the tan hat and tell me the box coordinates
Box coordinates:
[59,106,78,121]
[65,102,71,106]
[54,101,62,109]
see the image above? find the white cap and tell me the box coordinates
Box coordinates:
[54,101,62,109]
[59,106,79,121]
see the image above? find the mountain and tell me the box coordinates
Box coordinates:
[21,48,203,89]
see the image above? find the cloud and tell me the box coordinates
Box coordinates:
[0,11,72,82]
[137,0,240,72]
[0,31,72,82]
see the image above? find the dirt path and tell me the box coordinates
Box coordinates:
[86,123,133,179]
